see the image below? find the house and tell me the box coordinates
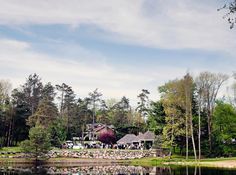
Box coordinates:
[83,123,115,141]
[117,131,155,149]
[117,134,138,145]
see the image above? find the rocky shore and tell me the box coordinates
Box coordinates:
[8,149,156,160]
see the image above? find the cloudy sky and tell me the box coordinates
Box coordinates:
[0,0,235,105]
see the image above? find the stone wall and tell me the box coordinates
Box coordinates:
[47,149,156,160]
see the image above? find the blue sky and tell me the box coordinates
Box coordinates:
[0,0,235,105]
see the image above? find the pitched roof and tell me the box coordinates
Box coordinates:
[143,131,155,140]
[137,131,155,141]
[117,134,138,144]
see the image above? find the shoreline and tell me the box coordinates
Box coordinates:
[164,160,236,169]
[1,157,236,169]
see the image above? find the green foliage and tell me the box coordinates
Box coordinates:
[20,125,51,160]
[213,101,236,156]
[159,79,186,148]
[49,118,67,147]
[0,72,234,158]
[27,98,58,127]
[136,89,150,121]
[147,101,165,135]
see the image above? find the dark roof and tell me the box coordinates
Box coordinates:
[117,134,138,144]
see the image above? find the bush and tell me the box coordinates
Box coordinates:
[20,125,51,160]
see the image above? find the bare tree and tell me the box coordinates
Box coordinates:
[218,0,236,29]
[195,77,205,160]
[184,74,197,161]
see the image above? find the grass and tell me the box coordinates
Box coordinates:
[130,155,236,168]
[0,147,22,152]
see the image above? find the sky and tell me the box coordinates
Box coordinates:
[0,0,235,106]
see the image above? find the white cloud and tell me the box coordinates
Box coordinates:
[0,0,235,54]
[0,38,186,105]
[0,38,233,105]
[0,1,234,106]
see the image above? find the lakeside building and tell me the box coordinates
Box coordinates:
[83,123,115,141]
[117,131,155,149]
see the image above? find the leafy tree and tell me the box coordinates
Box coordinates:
[9,74,43,145]
[98,129,116,144]
[159,74,197,159]
[213,101,236,156]
[196,72,228,153]
[159,79,186,151]
[21,125,51,161]
[147,101,165,135]
[27,98,58,128]
[49,118,67,147]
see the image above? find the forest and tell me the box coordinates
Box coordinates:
[0,72,236,159]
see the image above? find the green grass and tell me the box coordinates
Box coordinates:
[0,147,21,152]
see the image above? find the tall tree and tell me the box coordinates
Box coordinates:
[23,74,43,115]
[112,96,131,127]
[196,72,228,153]
[74,98,93,139]
[88,89,102,140]
[56,83,76,139]
[195,76,205,160]
[147,101,165,135]
[41,82,56,102]
[0,80,13,147]
[184,73,197,160]
[159,79,186,154]
[27,98,58,128]
[136,89,150,122]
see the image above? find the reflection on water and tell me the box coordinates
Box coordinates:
[1,165,236,175]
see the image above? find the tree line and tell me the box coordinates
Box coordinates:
[1,72,236,158]
[0,73,147,148]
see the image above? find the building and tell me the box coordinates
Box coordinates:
[117,131,155,149]
[83,123,115,141]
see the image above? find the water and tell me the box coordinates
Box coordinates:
[1,165,236,175]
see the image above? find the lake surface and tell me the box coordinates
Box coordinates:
[1,165,236,175]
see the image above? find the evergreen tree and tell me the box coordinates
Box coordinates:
[21,124,51,161]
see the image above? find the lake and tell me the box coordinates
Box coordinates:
[1,165,236,174]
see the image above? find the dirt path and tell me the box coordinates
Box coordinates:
[202,160,236,168]
[165,160,236,168]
